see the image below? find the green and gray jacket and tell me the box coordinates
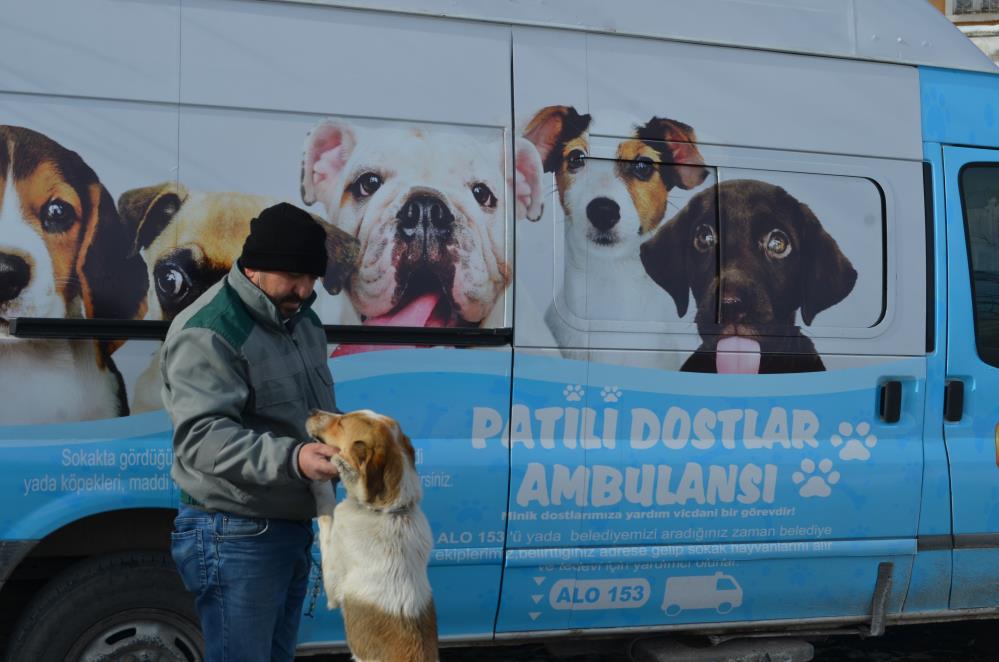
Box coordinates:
[162,264,337,520]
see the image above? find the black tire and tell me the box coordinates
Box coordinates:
[5,551,203,662]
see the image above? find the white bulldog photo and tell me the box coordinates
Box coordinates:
[301,121,544,335]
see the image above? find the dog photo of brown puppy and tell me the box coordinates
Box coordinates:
[307,409,438,662]
[640,179,858,373]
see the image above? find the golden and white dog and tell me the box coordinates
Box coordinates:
[0,125,147,424]
[522,106,708,349]
[307,409,437,662]
[300,120,543,353]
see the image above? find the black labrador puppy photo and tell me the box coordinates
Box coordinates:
[640,179,857,373]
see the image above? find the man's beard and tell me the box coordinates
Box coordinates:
[275,295,303,317]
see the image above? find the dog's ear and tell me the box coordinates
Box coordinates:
[118,181,190,255]
[796,198,858,325]
[302,120,357,207]
[636,117,708,191]
[513,137,544,222]
[640,195,707,318]
[77,183,150,354]
[522,105,591,173]
[320,218,360,295]
[353,440,387,505]
[398,431,417,468]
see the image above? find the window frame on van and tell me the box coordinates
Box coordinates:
[958,162,999,368]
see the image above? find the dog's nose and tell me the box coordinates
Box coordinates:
[0,253,30,303]
[586,197,620,232]
[397,195,454,239]
[719,293,749,321]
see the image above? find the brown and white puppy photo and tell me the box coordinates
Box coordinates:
[640,179,858,374]
[306,409,437,662]
[119,182,358,411]
[300,120,543,354]
[0,125,147,424]
[521,105,708,349]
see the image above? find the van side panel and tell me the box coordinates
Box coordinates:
[1,0,519,647]
[503,29,926,633]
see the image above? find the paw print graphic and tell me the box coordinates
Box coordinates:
[792,458,840,498]
[829,421,878,461]
[600,386,622,403]
[563,385,585,402]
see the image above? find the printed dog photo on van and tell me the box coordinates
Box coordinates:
[640,177,864,373]
[0,125,148,425]
[300,119,544,354]
[521,105,709,351]
[117,181,357,412]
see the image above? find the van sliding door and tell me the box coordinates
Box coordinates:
[502,28,926,635]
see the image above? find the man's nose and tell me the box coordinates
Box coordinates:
[295,277,316,298]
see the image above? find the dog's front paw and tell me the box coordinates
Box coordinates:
[326,595,341,610]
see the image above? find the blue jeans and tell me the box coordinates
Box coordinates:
[170,506,313,662]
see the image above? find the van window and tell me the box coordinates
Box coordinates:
[569,164,885,332]
[960,165,999,367]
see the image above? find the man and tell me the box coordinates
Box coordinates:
[163,202,340,662]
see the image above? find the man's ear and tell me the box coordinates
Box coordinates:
[522,105,591,173]
[796,197,857,325]
[118,181,189,255]
[513,137,544,222]
[639,194,708,318]
[636,117,708,191]
[301,120,357,208]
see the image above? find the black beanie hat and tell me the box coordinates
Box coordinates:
[239,203,328,277]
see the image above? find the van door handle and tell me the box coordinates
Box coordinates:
[879,380,902,423]
[944,380,965,422]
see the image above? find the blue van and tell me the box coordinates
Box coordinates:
[2,0,999,658]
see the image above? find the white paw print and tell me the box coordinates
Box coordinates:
[563,385,585,402]
[601,386,622,403]
[792,458,840,498]
[829,421,878,461]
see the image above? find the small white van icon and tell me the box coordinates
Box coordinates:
[661,572,743,616]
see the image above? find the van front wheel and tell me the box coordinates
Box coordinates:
[5,551,204,662]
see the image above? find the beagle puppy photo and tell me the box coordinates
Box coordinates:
[118,181,358,412]
[521,105,708,350]
[306,409,438,662]
[300,120,543,354]
[640,179,858,374]
[0,125,147,424]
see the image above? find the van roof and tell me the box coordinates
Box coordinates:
[297,0,997,74]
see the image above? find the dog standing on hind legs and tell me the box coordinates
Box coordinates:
[308,409,438,662]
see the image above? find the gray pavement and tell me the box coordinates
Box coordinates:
[297,620,999,661]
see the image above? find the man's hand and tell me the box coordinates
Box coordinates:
[298,442,340,481]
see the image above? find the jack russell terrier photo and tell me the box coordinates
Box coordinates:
[118,181,358,412]
[300,120,544,354]
[0,125,147,424]
[307,408,438,662]
[522,105,708,351]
